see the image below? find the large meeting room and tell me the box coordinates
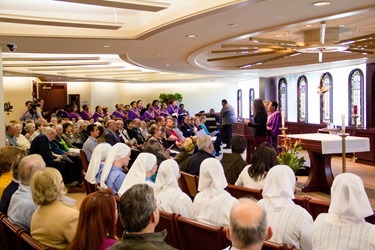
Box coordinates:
[0,0,374,250]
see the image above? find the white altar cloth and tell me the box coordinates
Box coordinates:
[286,133,370,154]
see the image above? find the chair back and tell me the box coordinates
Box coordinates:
[306,198,329,220]
[79,150,89,172]
[114,195,124,239]
[1,216,23,250]
[82,171,97,194]
[19,231,51,250]
[175,216,228,250]
[180,171,199,198]
[155,211,180,249]
[292,196,310,210]
[226,184,263,200]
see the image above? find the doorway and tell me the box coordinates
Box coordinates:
[38,83,67,121]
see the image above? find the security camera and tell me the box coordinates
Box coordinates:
[6,43,17,52]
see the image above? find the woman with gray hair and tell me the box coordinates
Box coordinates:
[30,168,78,249]
[14,123,31,151]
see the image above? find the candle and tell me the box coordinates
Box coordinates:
[341,114,346,134]
[281,111,285,129]
[353,105,358,115]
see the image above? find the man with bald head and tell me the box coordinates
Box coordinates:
[226,198,272,250]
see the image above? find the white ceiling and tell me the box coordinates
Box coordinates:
[0,0,374,83]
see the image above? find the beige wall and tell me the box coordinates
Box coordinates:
[3,77,33,123]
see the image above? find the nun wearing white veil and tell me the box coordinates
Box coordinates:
[258,165,312,250]
[117,152,157,197]
[97,143,131,196]
[85,143,111,184]
[313,173,375,250]
[154,159,193,218]
[192,158,237,227]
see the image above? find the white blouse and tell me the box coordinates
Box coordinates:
[235,165,266,189]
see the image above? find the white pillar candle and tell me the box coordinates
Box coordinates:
[281,111,285,128]
[341,114,346,134]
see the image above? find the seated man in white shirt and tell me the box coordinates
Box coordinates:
[226,198,272,250]
[8,154,46,231]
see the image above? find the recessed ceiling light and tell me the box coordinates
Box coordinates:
[313,1,331,7]
[304,24,313,27]
[228,23,238,27]
[186,34,197,38]
[101,45,111,48]
[275,34,284,38]
[154,53,161,56]
[165,64,170,67]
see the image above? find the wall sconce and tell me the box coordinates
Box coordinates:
[4,102,13,112]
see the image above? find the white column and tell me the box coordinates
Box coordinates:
[0,48,5,146]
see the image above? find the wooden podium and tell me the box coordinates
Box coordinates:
[232,122,255,162]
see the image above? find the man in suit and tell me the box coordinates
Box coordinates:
[105,120,122,145]
[220,99,236,148]
[29,127,70,182]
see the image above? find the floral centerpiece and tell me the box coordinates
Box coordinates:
[277,137,306,173]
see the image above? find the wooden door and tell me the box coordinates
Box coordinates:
[38,83,67,121]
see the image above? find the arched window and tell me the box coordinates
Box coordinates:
[297,75,308,122]
[278,78,287,120]
[348,68,364,126]
[237,89,243,119]
[320,72,333,123]
[249,88,255,117]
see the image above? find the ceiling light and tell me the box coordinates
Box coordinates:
[304,24,313,28]
[186,34,197,38]
[275,34,283,38]
[228,23,238,27]
[101,45,111,48]
[165,64,170,67]
[313,1,331,7]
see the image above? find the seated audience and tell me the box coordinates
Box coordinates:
[226,198,272,250]
[154,159,193,218]
[0,146,26,198]
[85,143,112,184]
[61,122,76,148]
[175,137,195,171]
[312,173,375,250]
[8,154,46,231]
[105,120,122,145]
[221,135,248,184]
[199,115,222,156]
[82,124,99,161]
[30,168,79,249]
[15,123,31,150]
[144,124,172,166]
[179,115,195,138]
[118,152,157,196]
[0,151,26,214]
[193,158,237,226]
[236,142,278,189]
[258,165,312,250]
[185,135,214,175]
[108,184,174,250]
[70,123,85,148]
[24,123,36,142]
[69,189,118,250]
[96,143,131,196]
[5,123,18,146]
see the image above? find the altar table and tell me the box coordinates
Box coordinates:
[279,133,369,194]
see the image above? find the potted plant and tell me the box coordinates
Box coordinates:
[277,137,306,173]
[159,93,183,104]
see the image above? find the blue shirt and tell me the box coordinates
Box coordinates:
[96,165,126,196]
[83,136,98,161]
[8,184,37,232]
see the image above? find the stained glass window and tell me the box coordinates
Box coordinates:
[297,76,308,122]
[278,78,287,120]
[237,89,243,119]
[249,88,255,117]
[320,72,333,123]
[348,69,364,126]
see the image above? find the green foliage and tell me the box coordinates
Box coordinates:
[277,138,306,173]
[159,93,183,104]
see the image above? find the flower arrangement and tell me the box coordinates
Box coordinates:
[277,137,306,173]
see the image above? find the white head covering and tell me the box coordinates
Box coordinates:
[198,158,228,197]
[155,159,180,192]
[85,143,111,184]
[118,152,157,196]
[100,143,130,189]
[260,165,295,210]
[329,173,373,221]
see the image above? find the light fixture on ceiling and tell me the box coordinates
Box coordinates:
[101,45,111,48]
[228,23,238,27]
[304,24,313,28]
[312,1,331,7]
[186,34,197,38]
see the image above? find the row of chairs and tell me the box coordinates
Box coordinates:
[0,212,50,250]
